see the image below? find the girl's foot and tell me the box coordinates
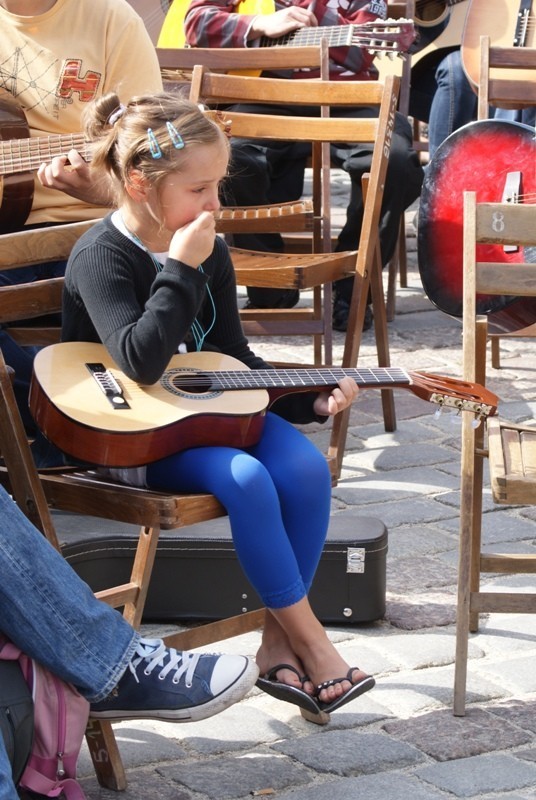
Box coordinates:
[314,667,375,712]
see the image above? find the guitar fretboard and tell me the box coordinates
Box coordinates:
[169,366,412,392]
[0,134,92,176]
[257,20,415,53]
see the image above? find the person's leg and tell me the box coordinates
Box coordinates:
[0,486,136,699]
[427,50,477,158]
[147,415,373,707]
[0,486,257,721]
[223,102,308,309]
[0,739,17,800]
[331,110,423,329]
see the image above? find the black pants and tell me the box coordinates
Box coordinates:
[222,103,424,307]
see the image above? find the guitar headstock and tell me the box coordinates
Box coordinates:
[408,371,499,420]
[358,19,417,55]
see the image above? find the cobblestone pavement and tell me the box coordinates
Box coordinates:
[55,173,536,799]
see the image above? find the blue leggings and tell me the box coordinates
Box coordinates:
[146,412,332,609]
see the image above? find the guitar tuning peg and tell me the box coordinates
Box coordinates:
[449,413,463,426]
[433,406,443,420]
[471,416,482,430]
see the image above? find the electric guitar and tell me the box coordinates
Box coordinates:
[462,0,536,90]
[30,342,498,468]
[417,119,536,332]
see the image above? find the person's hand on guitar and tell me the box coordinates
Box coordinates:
[37,148,114,207]
[313,376,359,417]
[248,4,318,41]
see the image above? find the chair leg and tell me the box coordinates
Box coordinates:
[490,336,501,369]
[370,243,396,433]
[86,524,161,789]
[85,719,128,790]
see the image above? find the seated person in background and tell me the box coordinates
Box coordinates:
[61,91,374,716]
[0,0,163,433]
[409,49,478,160]
[0,483,259,797]
[182,0,424,331]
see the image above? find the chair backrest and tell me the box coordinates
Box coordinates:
[462,191,536,385]
[0,220,97,346]
[190,65,400,279]
[477,34,536,118]
[158,44,328,87]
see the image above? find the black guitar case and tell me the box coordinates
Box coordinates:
[58,511,387,624]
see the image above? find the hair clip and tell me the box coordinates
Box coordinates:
[147,128,162,159]
[107,104,126,126]
[166,121,185,149]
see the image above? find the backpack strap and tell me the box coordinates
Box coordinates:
[20,765,87,799]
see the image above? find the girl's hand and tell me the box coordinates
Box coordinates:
[169,211,217,268]
[37,150,113,205]
[312,377,359,417]
[249,6,318,39]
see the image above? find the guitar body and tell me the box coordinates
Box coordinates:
[30,344,269,468]
[462,0,536,90]
[376,0,468,81]
[418,119,536,333]
[0,90,34,234]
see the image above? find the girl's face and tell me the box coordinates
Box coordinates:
[155,140,229,234]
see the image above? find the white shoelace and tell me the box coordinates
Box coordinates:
[129,639,201,688]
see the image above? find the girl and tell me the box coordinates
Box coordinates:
[61,91,374,716]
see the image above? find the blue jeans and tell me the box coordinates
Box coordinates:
[409,49,478,159]
[0,486,138,799]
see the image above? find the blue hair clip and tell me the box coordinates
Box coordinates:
[166,121,185,150]
[147,128,162,159]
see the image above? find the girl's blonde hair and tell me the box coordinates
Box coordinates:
[84,91,229,202]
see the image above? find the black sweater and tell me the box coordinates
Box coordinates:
[62,215,325,425]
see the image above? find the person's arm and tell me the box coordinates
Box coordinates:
[184,0,317,48]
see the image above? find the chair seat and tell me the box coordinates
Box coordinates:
[0,468,226,529]
[231,247,357,289]
[487,417,536,505]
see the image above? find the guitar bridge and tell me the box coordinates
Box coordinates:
[502,171,521,253]
[86,362,130,410]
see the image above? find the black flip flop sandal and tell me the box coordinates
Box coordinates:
[256,663,321,715]
[315,668,375,714]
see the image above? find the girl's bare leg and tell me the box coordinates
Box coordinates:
[256,598,370,705]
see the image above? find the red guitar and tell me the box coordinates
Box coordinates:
[417,119,536,334]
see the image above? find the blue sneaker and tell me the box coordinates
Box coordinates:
[90,638,259,722]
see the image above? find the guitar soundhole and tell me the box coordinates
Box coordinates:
[161,368,221,399]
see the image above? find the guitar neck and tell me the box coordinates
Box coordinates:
[0,133,91,177]
[179,366,412,392]
[257,21,414,53]
[259,24,358,49]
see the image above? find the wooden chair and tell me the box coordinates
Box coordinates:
[476,34,536,368]
[453,192,536,717]
[0,221,265,790]
[189,66,400,474]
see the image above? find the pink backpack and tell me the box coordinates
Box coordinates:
[0,636,90,799]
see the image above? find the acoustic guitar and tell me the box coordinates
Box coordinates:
[30,341,498,468]
[0,90,92,235]
[462,0,536,90]
[158,0,416,73]
[417,118,536,333]
[376,0,469,81]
